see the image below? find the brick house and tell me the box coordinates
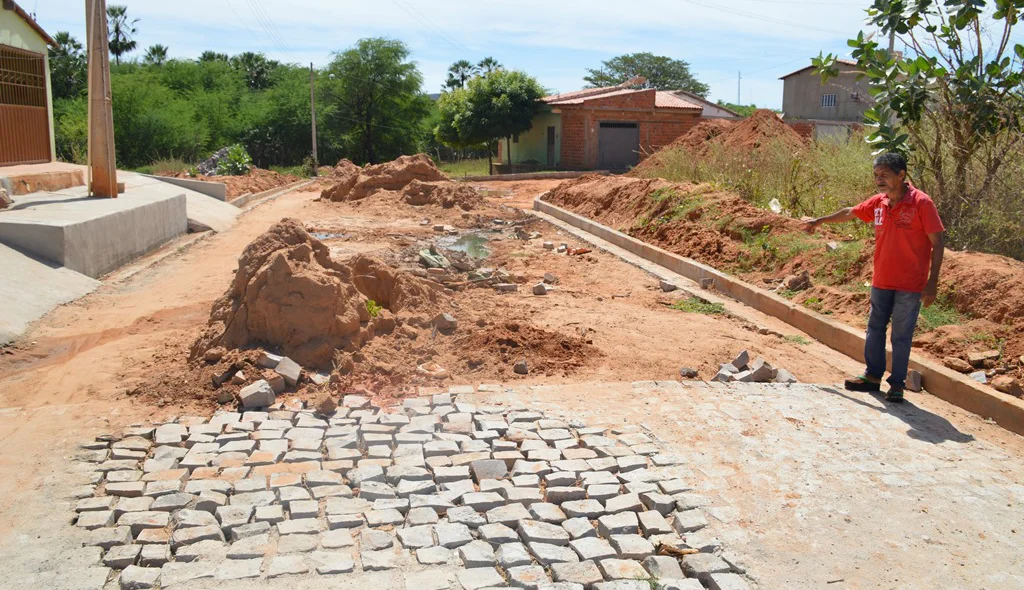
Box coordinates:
[498,82,704,172]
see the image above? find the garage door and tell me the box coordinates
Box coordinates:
[0,45,51,166]
[598,122,639,170]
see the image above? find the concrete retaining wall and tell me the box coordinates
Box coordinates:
[535,195,1024,436]
[143,174,227,201]
[454,171,611,182]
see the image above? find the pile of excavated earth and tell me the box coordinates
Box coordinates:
[541,173,1024,396]
[322,154,484,211]
[69,390,749,588]
[181,219,597,409]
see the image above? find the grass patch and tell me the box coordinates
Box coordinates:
[269,164,308,177]
[438,158,490,177]
[778,288,799,299]
[818,241,866,285]
[916,296,963,333]
[672,297,727,315]
[734,227,817,272]
[784,334,811,346]
[635,185,718,230]
[135,157,191,176]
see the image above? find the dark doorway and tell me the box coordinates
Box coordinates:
[597,122,639,170]
[546,126,556,168]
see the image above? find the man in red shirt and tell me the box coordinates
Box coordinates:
[802,153,945,402]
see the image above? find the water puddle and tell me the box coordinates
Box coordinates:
[310,231,350,240]
[438,233,491,259]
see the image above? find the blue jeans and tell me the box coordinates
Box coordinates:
[865,287,922,390]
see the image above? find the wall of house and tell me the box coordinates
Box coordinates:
[506,111,561,167]
[782,66,867,123]
[560,106,699,170]
[1,10,55,161]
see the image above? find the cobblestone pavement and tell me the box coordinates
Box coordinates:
[59,389,747,590]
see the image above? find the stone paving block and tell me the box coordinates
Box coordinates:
[570,535,617,561]
[507,564,550,589]
[682,553,732,584]
[408,506,441,525]
[409,494,455,513]
[598,558,647,580]
[457,567,505,590]
[366,509,405,527]
[655,579,703,590]
[253,504,284,524]
[561,517,597,540]
[361,549,398,571]
[104,544,141,569]
[640,492,676,515]
[529,542,580,565]
[107,471,143,484]
[479,522,519,545]
[360,528,394,551]
[507,487,545,506]
[551,560,604,587]
[77,497,116,513]
[174,539,228,562]
[278,533,318,554]
[471,459,509,483]
[288,499,319,519]
[226,533,270,559]
[497,541,533,568]
[160,561,216,585]
[520,519,570,546]
[327,513,365,529]
[642,555,685,579]
[326,496,370,515]
[77,510,115,529]
[529,502,567,523]
[278,518,322,535]
[308,550,356,574]
[585,484,621,503]
[398,524,436,549]
[580,471,618,486]
[447,505,486,528]
[608,534,655,560]
[561,500,605,519]
[267,554,309,578]
[464,492,506,512]
[134,529,169,545]
[456,538,495,568]
[546,487,587,504]
[318,527,355,549]
[416,545,453,565]
[593,581,649,590]
[150,493,192,513]
[173,509,218,529]
[170,523,224,549]
[119,564,160,589]
[107,482,146,498]
[605,493,643,514]
[597,512,638,536]
[638,511,673,536]
[137,544,170,568]
[214,558,262,580]
[512,474,541,488]
[118,511,169,536]
[672,510,708,534]
[511,460,553,477]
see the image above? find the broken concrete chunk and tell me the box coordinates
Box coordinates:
[274,357,301,387]
[239,380,275,409]
[731,351,750,370]
[258,351,282,369]
[266,374,286,394]
[434,313,457,331]
[514,360,529,375]
[660,280,677,292]
[533,283,548,296]
[905,369,923,392]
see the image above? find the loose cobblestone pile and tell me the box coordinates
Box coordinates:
[71,388,751,589]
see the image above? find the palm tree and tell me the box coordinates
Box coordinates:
[230,52,276,90]
[49,31,87,100]
[444,59,477,90]
[106,5,138,65]
[199,51,229,63]
[477,57,502,74]
[143,44,168,66]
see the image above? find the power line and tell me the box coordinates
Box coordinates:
[389,0,470,54]
[678,0,851,36]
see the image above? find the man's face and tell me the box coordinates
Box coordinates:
[874,165,905,193]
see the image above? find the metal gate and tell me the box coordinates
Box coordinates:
[0,45,51,165]
[597,122,639,170]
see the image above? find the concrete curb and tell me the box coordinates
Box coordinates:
[230,179,315,208]
[534,194,1024,436]
[141,174,227,201]
[453,171,610,182]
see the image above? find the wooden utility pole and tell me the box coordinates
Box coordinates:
[86,0,117,197]
[309,63,318,174]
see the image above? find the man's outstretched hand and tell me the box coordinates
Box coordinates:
[800,218,819,234]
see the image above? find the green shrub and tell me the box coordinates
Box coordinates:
[365,300,383,318]
[671,297,726,315]
[216,144,253,176]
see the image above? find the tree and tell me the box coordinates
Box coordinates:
[49,31,87,100]
[106,5,138,65]
[199,51,229,63]
[230,52,278,91]
[444,59,478,90]
[816,0,1024,254]
[435,69,544,171]
[477,57,502,74]
[715,100,759,117]
[584,52,709,95]
[143,44,169,66]
[322,38,431,164]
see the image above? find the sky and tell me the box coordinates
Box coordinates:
[31,0,884,108]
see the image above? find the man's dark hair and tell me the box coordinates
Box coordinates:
[874,152,907,175]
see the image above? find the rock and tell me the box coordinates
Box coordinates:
[773,368,798,384]
[314,392,337,415]
[943,357,972,373]
[544,272,559,284]
[969,371,987,384]
[514,359,529,375]
[0,188,11,210]
[457,567,505,590]
[905,369,923,392]
[120,565,160,589]
[274,357,302,387]
[434,313,457,331]
[238,380,275,409]
[496,283,519,293]
[533,283,549,296]
[678,367,698,379]
[229,371,246,385]
[470,459,508,482]
[780,271,811,291]
[747,358,774,383]
[266,374,286,394]
[660,280,677,292]
[992,376,1023,397]
[257,351,282,369]
[731,351,750,370]
[203,347,225,363]
[826,241,840,252]
[968,350,1000,367]
[543,242,555,250]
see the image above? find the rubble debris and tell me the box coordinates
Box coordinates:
[275,357,302,387]
[230,371,246,385]
[660,280,678,293]
[434,313,458,331]
[416,362,449,380]
[678,367,698,379]
[322,153,447,202]
[190,219,446,370]
[780,271,811,292]
[514,359,529,375]
[543,273,559,285]
[239,380,275,408]
[495,284,519,293]
[969,371,987,384]
[203,347,225,363]
[314,392,337,415]
[419,248,451,269]
[532,283,549,296]
[992,376,1023,397]
[402,179,484,210]
[258,351,282,369]
[967,350,1000,368]
[0,187,10,210]
[543,242,555,250]
[943,357,973,373]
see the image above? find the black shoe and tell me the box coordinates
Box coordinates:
[844,375,881,392]
[885,387,904,403]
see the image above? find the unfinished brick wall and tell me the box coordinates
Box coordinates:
[787,121,816,139]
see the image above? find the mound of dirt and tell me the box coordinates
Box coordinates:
[169,168,300,198]
[190,218,447,369]
[715,109,805,152]
[333,158,360,177]
[402,179,484,210]
[665,118,737,154]
[322,153,449,202]
[455,321,599,377]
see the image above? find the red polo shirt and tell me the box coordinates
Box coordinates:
[852,185,944,292]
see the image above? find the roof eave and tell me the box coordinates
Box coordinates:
[2,0,57,46]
